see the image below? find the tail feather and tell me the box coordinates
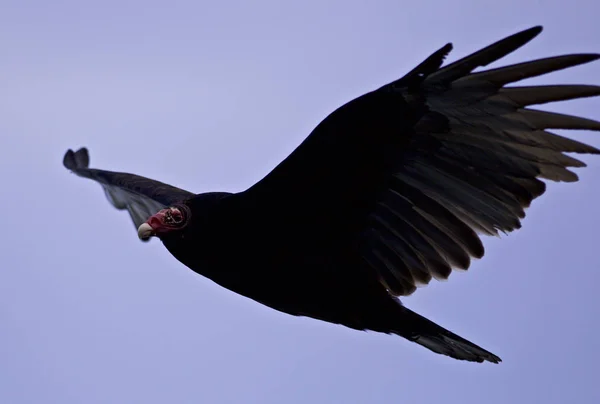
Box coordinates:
[395,305,501,364]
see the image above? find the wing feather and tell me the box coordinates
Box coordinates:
[364,28,599,294]
[233,27,599,297]
[456,54,600,86]
[497,85,600,106]
[63,148,194,238]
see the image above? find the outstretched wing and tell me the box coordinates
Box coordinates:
[63,148,194,239]
[235,26,600,295]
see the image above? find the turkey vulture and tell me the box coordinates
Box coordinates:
[63,26,600,363]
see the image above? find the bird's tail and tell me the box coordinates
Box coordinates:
[393,305,501,364]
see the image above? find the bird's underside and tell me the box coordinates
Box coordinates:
[63,26,600,364]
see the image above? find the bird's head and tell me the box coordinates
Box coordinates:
[137,204,191,241]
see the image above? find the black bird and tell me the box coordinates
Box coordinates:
[63,26,600,363]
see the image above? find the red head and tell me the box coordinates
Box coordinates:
[137,205,190,240]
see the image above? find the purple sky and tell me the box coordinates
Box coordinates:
[2,1,600,403]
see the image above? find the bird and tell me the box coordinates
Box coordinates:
[63,26,600,364]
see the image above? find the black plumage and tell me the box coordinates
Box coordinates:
[64,26,600,363]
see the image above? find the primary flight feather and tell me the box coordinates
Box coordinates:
[64,26,600,363]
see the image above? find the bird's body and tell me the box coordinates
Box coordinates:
[64,26,600,363]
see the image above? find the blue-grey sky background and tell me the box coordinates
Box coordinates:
[1,1,600,403]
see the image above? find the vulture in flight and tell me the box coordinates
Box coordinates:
[63,26,600,363]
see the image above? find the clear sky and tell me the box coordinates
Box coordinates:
[1,1,600,403]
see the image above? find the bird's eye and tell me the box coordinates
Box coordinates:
[167,207,184,225]
[172,212,183,223]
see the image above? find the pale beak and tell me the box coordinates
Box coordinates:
[137,222,154,240]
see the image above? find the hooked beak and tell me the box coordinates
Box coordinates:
[137,222,154,240]
[137,209,168,240]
